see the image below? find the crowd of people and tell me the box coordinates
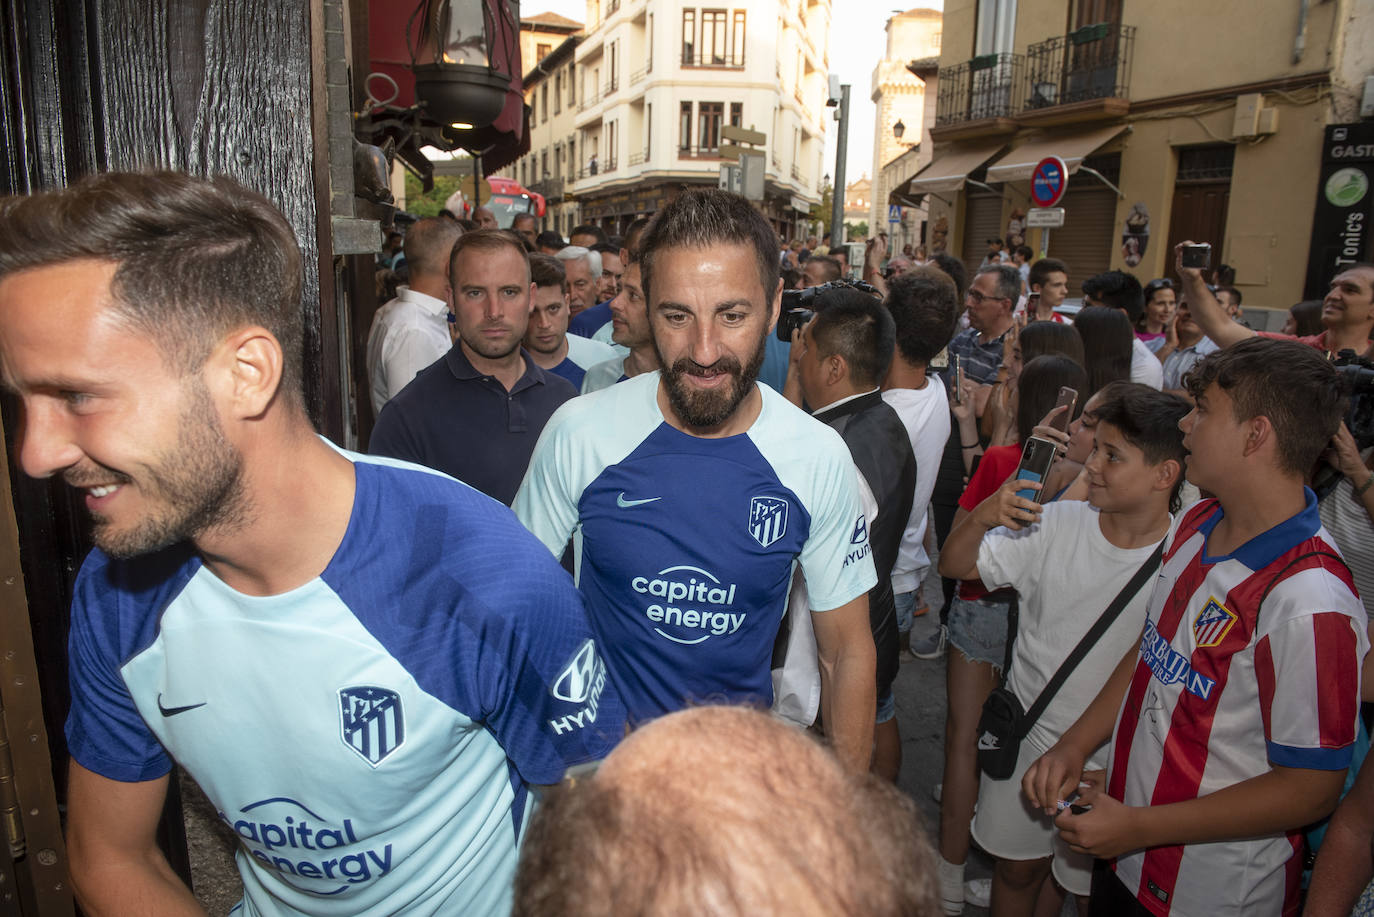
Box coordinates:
[1,170,1373,917]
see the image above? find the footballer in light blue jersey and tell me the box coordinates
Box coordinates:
[66,451,624,917]
[514,372,877,722]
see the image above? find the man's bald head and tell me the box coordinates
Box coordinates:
[513,706,938,916]
[402,217,463,280]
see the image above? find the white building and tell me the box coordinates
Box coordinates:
[522,0,832,240]
[868,7,941,249]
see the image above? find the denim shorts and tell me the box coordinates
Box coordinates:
[946,595,1011,669]
[894,589,916,635]
[876,687,896,724]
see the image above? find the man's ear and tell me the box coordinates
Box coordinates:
[213,327,284,420]
[826,353,848,387]
[1154,458,1182,494]
[767,277,783,333]
[1242,415,1274,460]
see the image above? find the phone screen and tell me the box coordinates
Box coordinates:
[950,354,963,404]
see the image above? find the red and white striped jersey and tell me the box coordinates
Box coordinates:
[1107,493,1367,917]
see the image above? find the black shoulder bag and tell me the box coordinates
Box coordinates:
[977,540,1165,780]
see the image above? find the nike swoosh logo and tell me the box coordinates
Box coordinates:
[158,694,207,717]
[977,732,999,751]
[616,493,662,508]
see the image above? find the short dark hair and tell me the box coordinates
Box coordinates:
[1019,321,1084,368]
[403,217,464,277]
[639,188,780,307]
[1014,244,1033,261]
[1184,337,1347,476]
[1073,306,1133,399]
[808,256,842,284]
[884,268,959,367]
[624,217,652,257]
[1082,270,1145,323]
[590,241,620,257]
[1092,387,1191,511]
[569,223,608,245]
[780,266,801,290]
[450,229,531,285]
[1289,300,1325,337]
[1218,285,1242,306]
[529,253,567,293]
[929,252,968,302]
[0,170,304,402]
[976,264,1021,304]
[535,229,565,249]
[512,213,537,228]
[1028,258,1068,291]
[1016,355,1087,444]
[810,288,897,388]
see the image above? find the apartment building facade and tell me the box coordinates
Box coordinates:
[869,7,941,248]
[507,0,831,240]
[903,0,1373,308]
[515,23,584,236]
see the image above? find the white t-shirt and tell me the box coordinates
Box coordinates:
[1129,334,1164,389]
[565,333,618,371]
[882,375,951,594]
[977,500,1164,767]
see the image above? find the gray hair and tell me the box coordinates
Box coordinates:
[555,245,601,278]
[976,264,1022,305]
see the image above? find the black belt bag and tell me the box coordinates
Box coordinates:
[977,541,1164,780]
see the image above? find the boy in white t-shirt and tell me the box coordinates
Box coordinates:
[939,387,1189,915]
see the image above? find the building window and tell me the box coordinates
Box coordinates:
[680,102,693,151]
[607,120,618,168]
[554,73,562,113]
[682,8,744,66]
[701,10,727,64]
[541,150,548,179]
[647,13,654,71]
[682,10,695,62]
[698,101,723,152]
[541,84,549,123]
[554,143,562,178]
[732,11,745,62]
[646,102,653,158]
[730,102,743,128]
[568,63,576,105]
[537,42,552,61]
[609,40,619,92]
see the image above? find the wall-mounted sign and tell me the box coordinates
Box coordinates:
[1031,156,1069,208]
[1305,123,1374,299]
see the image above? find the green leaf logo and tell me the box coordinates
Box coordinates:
[1325,168,1370,208]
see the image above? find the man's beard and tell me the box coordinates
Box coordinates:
[71,380,249,558]
[655,329,767,431]
[461,327,522,360]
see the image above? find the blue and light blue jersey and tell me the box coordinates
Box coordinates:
[65,450,623,916]
[513,373,877,722]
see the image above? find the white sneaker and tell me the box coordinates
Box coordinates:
[911,625,947,660]
[964,877,992,909]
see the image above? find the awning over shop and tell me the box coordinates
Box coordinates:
[890,142,1008,199]
[984,124,1128,185]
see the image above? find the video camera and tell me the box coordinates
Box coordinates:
[775,279,880,342]
[1314,349,1374,499]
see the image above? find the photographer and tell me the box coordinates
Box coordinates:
[788,286,917,782]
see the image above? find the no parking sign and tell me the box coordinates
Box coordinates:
[1031,157,1069,208]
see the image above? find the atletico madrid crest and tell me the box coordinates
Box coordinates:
[749,496,788,548]
[340,685,405,767]
[1192,597,1237,648]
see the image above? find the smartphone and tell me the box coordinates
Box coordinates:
[1181,243,1212,270]
[1014,435,1059,501]
[950,353,963,404]
[1026,291,1040,311]
[1050,386,1078,434]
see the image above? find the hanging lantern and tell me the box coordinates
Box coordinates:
[411,0,513,130]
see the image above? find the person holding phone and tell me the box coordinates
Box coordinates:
[939,387,1187,917]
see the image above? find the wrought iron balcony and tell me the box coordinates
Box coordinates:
[530,177,565,201]
[935,52,1024,127]
[1023,23,1135,111]
[681,48,746,69]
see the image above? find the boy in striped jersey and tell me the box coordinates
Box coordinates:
[1024,338,1368,916]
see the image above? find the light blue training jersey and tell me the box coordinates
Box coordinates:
[513,372,877,722]
[65,448,624,916]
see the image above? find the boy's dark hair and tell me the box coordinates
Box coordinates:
[639,188,780,306]
[1184,337,1348,476]
[1073,306,1133,398]
[807,256,842,284]
[529,253,568,293]
[780,266,801,290]
[1092,388,1191,512]
[1014,244,1033,262]
[536,229,566,249]
[1017,355,1087,444]
[590,241,620,257]
[1019,321,1084,368]
[0,170,304,403]
[810,288,896,388]
[1083,270,1145,323]
[929,252,968,302]
[623,217,652,257]
[1028,258,1068,292]
[884,268,959,367]
[570,223,609,245]
[1218,285,1242,306]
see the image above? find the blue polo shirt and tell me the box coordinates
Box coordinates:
[369,345,577,505]
[568,300,612,338]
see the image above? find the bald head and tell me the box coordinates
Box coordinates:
[402,217,463,280]
[514,706,938,916]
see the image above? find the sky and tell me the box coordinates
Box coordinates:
[521,0,944,191]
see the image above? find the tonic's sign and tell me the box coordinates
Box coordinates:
[1305,123,1374,299]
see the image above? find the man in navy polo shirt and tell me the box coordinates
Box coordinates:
[369,230,577,505]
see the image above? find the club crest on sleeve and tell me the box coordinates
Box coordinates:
[749,496,788,548]
[1192,597,1237,648]
[339,686,405,767]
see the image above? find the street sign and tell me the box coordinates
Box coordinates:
[1030,156,1069,208]
[721,125,766,146]
[1026,207,1065,228]
[888,204,902,224]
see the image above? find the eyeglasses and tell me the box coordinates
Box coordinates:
[966,288,1008,305]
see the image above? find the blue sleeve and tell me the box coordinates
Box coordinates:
[65,549,191,783]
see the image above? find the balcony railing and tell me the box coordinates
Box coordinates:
[936,52,1024,126]
[677,144,725,159]
[530,177,565,201]
[681,48,746,69]
[630,65,649,85]
[579,89,601,112]
[1023,23,1135,109]
[604,76,619,96]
